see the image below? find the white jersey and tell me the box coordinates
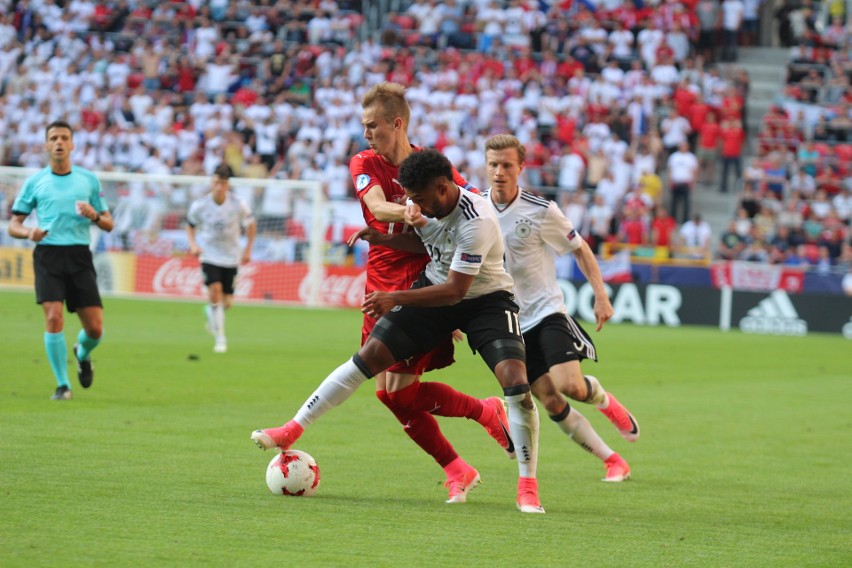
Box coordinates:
[414,188,514,299]
[186,192,254,268]
[483,187,582,332]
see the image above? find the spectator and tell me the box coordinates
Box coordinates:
[719,117,745,193]
[667,140,699,224]
[721,0,745,62]
[718,220,747,260]
[650,205,677,250]
[678,213,713,257]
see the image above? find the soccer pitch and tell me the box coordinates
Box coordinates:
[1,290,849,567]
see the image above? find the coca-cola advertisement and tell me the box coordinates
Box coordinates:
[134,255,367,307]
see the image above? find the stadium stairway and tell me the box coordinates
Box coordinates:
[693,46,790,238]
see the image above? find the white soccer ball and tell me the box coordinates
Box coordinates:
[265,450,320,497]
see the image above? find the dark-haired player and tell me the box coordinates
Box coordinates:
[253,149,544,513]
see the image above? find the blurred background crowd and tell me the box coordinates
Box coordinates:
[0,0,850,277]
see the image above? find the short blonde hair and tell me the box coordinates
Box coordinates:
[361,82,410,128]
[485,133,526,163]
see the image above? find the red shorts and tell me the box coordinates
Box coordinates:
[361,314,455,375]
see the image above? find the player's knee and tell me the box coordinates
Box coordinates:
[386,381,419,409]
[479,338,526,373]
[376,389,393,409]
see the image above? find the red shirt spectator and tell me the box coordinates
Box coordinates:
[673,84,697,118]
[720,120,745,158]
[651,207,678,246]
[556,56,583,81]
[698,115,721,150]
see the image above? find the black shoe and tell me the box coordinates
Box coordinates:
[51,386,72,400]
[73,343,94,388]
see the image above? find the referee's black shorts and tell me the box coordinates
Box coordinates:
[33,245,102,313]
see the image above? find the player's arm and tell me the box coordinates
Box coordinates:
[362,269,474,318]
[186,221,201,256]
[361,185,406,222]
[242,217,257,264]
[543,203,613,331]
[573,239,614,331]
[347,226,426,253]
[8,213,48,242]
[92,210,114,232]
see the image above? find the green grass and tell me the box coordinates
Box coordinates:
[1,289,850,567]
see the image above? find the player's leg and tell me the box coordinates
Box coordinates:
[530,373,630,482]
[34,247,71,399]
[543,314,640,442]
[213,267,237,353]
[465,294,542,512]
[67,247,105,389]
[251,336,398,451]
[74,306,103,389]
[42,301,71,399]
[552,361,640,443]
[491,356,543,514]
[386,366,514,458]
[377,372,480,503]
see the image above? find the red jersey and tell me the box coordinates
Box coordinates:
[349,146,472,372]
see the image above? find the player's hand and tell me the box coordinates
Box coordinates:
[594,296,614,332]
[241,250,251,265]
[189,244,201,257]
[76,201,98,220]
[452,329,464,343]
[404,203,427,228]
[347,226,380,247]
[29,227,48,243]
[361,291,398,319]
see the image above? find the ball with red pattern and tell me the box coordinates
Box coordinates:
[266,450,320,497]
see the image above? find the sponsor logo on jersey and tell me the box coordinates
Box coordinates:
[460,253,481,263]
[355,174,371,191]
[739,290,807,336]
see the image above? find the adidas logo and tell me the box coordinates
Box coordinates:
[739,290,807,336]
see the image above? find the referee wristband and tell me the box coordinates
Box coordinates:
[92,214,101,224]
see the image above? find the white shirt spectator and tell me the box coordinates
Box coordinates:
[661,114,692,148]
[609,29,634,59]
[637,26,664,68]
[105,57,131,90]
[650,62,680,88]
[193,22,218,60]
[204,60,234,95]
[596,175,625,211]
[668,149,699,184]
[679,217,712,248]
[129,90,154,122]
[721,0,745,31]
[558,152,585,192]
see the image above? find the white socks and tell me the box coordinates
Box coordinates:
[294,358,370,426]
[505,392,540,479]
[554,406,614,461]
[585,375,608,406]
[213,303,225,342]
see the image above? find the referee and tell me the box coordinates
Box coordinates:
[8,120,114,400]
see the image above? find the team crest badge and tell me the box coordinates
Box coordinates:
[515,220,532,238]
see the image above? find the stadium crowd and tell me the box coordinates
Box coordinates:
[0,0,850,273]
